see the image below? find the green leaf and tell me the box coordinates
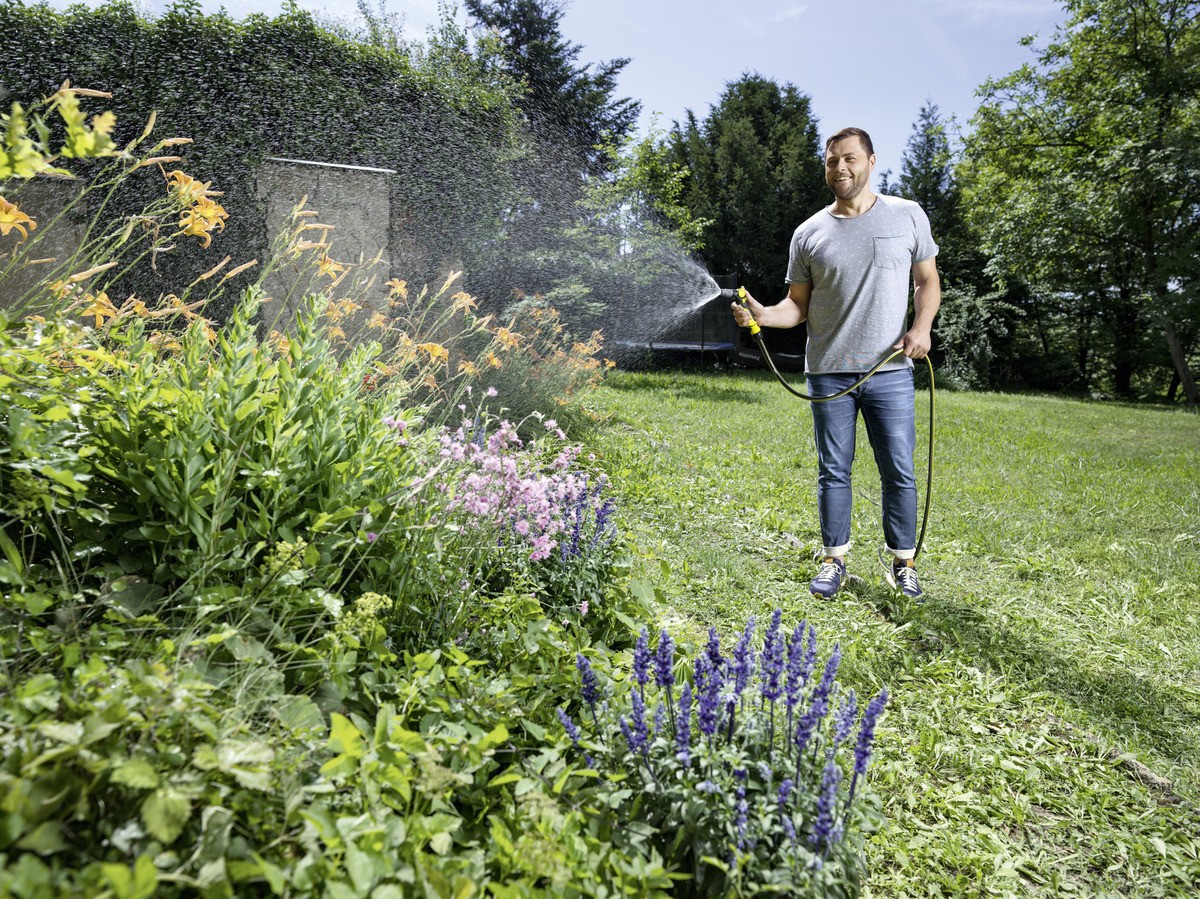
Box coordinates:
[478,723,509,751]
[16,674,60,713]
[328,713,365,757]
[36,721,83,745]
[0,526,24,578]
[274,694,324,732]
[428,831,453,856]
[17,821,68,855]
[389,726,426,755]
[251,852,286,896]
[111,758,160,790]
[141,789,191,844]
[198,806,234,864]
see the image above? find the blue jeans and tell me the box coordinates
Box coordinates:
[807,369,917,559]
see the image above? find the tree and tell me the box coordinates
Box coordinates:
[963,0,1200,403]
[893,102,1013,389]
[669,74,824,300]
[463,0,641,175]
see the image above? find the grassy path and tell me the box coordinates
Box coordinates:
[588,370,1200,898]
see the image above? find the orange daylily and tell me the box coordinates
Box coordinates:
[317,254,347,281]
[0,196,36,240]
[494,327,520,349]
[80,291,118,326]
[179,196,228,248]
[418,342,449,364]
[450,291,477,313]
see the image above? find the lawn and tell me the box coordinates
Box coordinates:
[588,369,1200,898]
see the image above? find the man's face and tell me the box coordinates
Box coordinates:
[824,137,875,202]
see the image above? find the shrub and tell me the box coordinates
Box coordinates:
[558,611,888,897]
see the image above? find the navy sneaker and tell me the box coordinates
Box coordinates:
[889,558,923,598]
[810,557,846,598]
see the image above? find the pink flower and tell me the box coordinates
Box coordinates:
[366,532,378,542]
[530,534,555,561]
[486,386,498,397]
[580,600,589,617]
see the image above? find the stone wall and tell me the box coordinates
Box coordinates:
[0,178,88,315]
[1,158,438,330]
[254,157,396,333]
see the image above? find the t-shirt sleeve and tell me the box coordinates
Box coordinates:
[786,231,812,284]
[912,204,939,263]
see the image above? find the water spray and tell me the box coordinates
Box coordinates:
[723,287,935,560]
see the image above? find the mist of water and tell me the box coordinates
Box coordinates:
[2,3,741,360]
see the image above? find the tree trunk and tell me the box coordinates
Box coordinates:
[1160,316,1199,407]
[1111,287,1137,397]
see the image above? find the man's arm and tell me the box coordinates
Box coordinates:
[732,281,811,330]
[897,257,941,359]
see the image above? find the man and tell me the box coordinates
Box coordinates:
[731,126,941,599]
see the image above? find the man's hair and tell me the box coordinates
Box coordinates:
[825,127,875,157]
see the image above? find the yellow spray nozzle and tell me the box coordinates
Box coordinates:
[737,287,761,335]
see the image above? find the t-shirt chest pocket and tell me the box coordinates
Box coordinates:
[873,236,909,270]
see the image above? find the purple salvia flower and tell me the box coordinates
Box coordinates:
[777,778,794,806]
[809,754,843,856]
[794,644,841,756]
[813,645,841,710]
[705,627,723,673]
[654,701,667,736]
[848,686,888,807]
[619,715,638,755]
[590,497,617,550]
[734,784,749,851]
[632,627,651,698]
[782,815,797,843]
[802,626,818,682]
[695,652,723,738]
[785,621,809,711]
[676,681,693,765]
[759,608,785,703]
[793,696,825,757]
[557,707,582,747]
[629,689,650,755]
[577,653,601,719]
[730,615,756,699]
[833,688,858,747]
[654,629,675,690]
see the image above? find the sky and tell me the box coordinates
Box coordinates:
[50,0,1069,177]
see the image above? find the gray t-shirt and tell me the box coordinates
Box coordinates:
[786,194,938,374]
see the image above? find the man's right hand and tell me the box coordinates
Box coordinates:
[731,289,764,329]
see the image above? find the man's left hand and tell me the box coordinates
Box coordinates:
[895,328,932,359]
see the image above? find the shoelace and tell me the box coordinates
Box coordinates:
[814,561,842,586]
[894,564,919,593]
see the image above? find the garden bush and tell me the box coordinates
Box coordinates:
[1,86,890,897]
[560,613,887,897]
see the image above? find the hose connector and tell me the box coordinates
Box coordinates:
[725,286,760,335]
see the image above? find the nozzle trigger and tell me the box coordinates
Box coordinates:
[736,287,761,335]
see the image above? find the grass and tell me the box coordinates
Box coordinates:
[587,369,1200,898]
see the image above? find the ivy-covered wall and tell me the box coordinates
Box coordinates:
[0,0,525,310]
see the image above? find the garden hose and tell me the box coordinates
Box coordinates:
[727,287,935,560]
